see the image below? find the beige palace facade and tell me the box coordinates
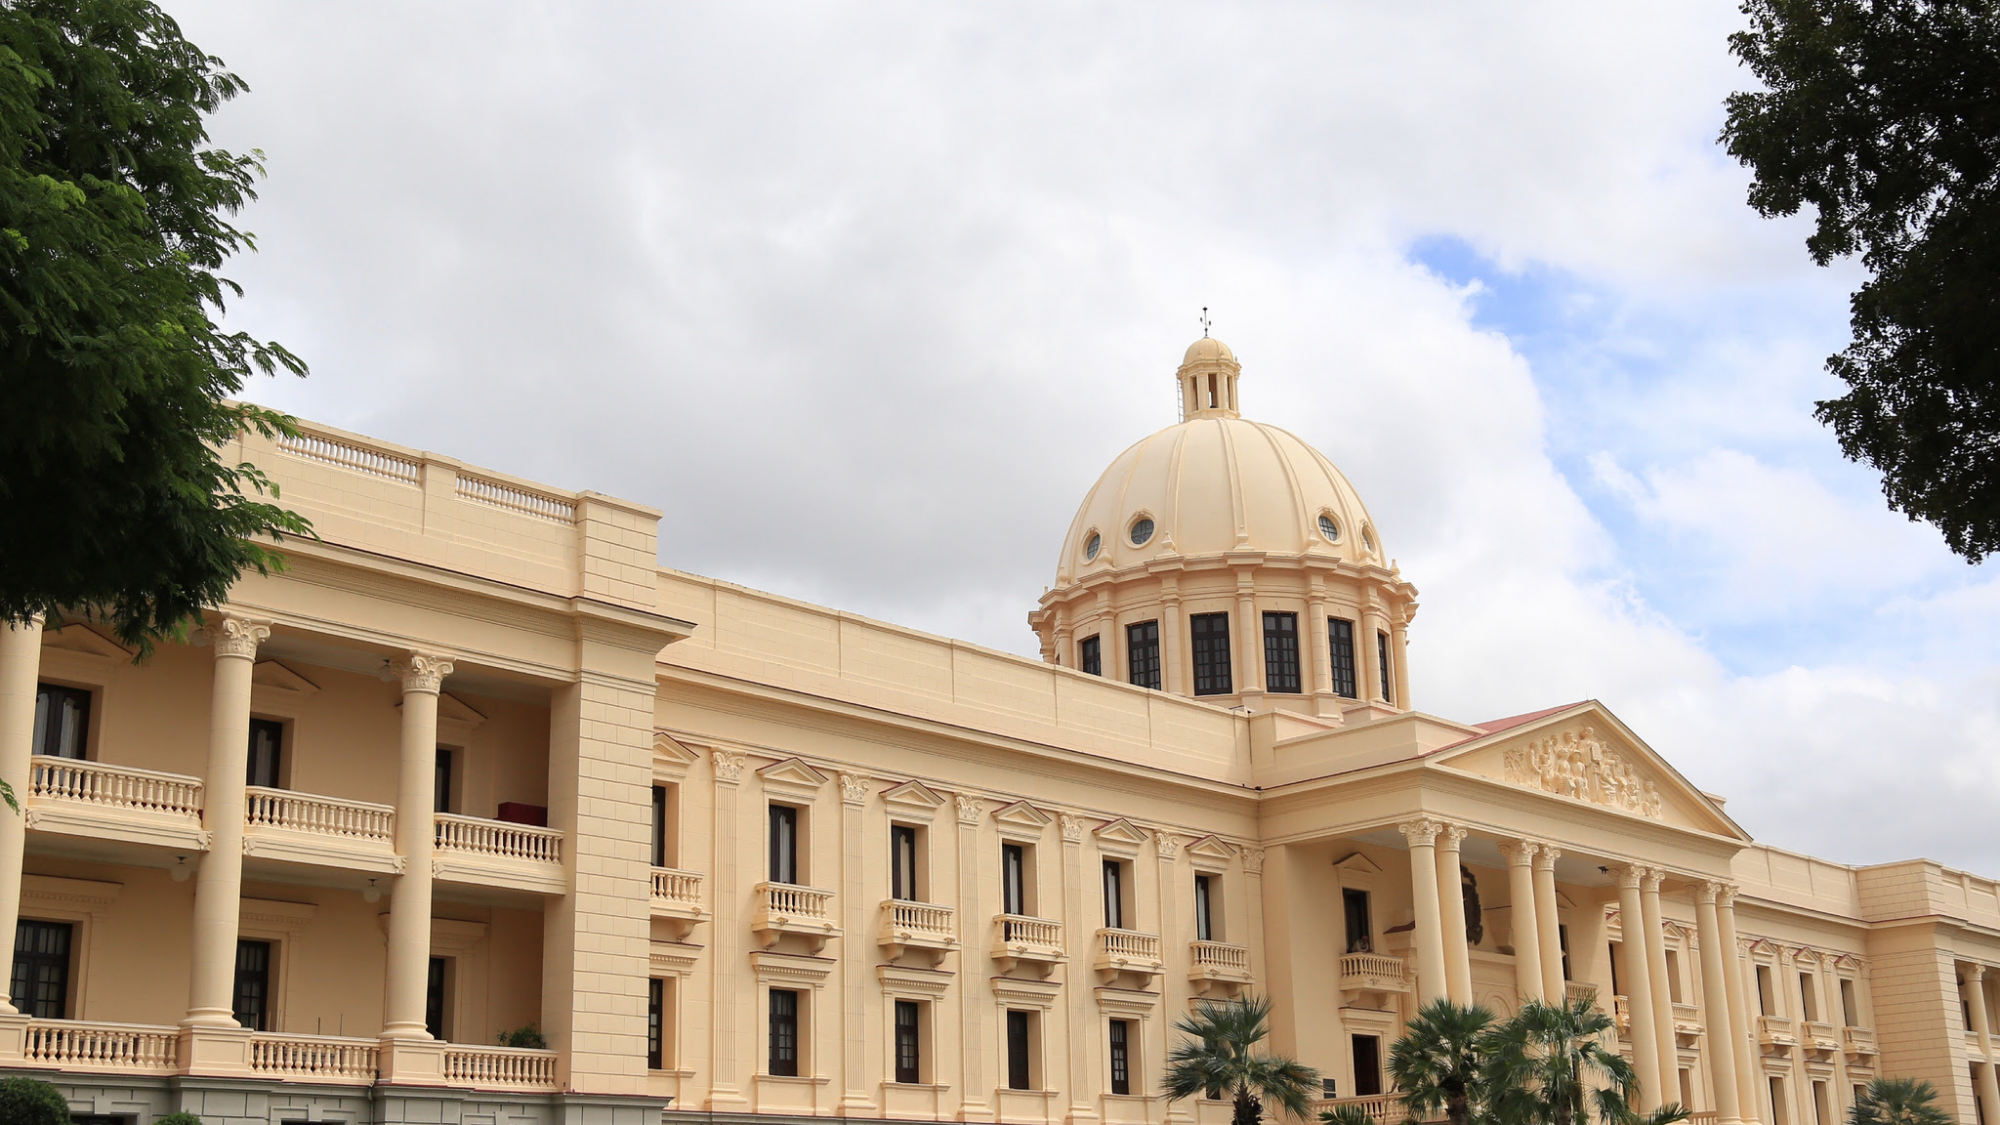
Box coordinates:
[1,337,1997,1125]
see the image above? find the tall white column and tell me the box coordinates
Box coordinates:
[838,773,873,1115]
[1696,883,1744,1125]
[0,616,44,1014]
[1533,846,1566,1003]
[184,614,270,1026]
[1437,825,1473,1003]
[1642,869,1680,1098]
[1965,966,2000,1125]
[1717,888,1763,1124]
[1399,820,1449,1005]
[1390,620,1411,710]
[1613,864,1664,1110]
[955,794,989,1120]
[381,652,452,1038]
[1500,842,1544,1004]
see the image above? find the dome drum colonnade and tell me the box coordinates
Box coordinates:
[1031,338,1417,720]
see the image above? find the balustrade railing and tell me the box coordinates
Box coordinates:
[1613,995,1632,1033]
[248,1034,380,1083]
[995,914,1064,952]
[245,787,394,844]
[885,899,956,940]
[1191,940,1250,973]
[277,430,422,484]
[433,813,563,864]
[456,474,577,523]
[1842,1025,1878,1054]
[1564,980,1600,1006]
[23,1020,177,1073]
[29,757,203,820]
[651,866,704,907]
[1311,1095,1408,1125]
[1338,952,1406,982]
[441,1044,560,1090]
[1097,928,1162,962]
[758,882,835,920]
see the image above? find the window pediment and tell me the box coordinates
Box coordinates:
[1094,818,1148,859]
[883,779,948,822]
[1187,835,1235,873]
[1332,850,1385,876]
[653,731,702,779]
[992,800,1053,841]
[760,757,831,801]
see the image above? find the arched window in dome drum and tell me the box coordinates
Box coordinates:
[1126,621,1161,690]
[1190,613,1232,696]
[1262,612,1300,694]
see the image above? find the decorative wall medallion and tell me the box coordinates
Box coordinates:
[1502,726,1665,820]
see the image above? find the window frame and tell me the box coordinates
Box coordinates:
[768,987,802,1077]
[32,682,92,761]
[236,939,276,1032]
[769,803,803,885]
[1189,612,1232,696]
[1194,873,1216,942]
[1126,620,1162,690]
[433,746,456,814]
[891,823,923,902]
[1002,842,1033,917]
[247,717,286,790]
[10,919,73,1019]
[1351,1033,1383,1097]
[1078,635,1102,677]
[1102,859,1126,930]
[1261,612,1301,694]
[1342,888,1373,954]
[648,976,666,1069]
[1328,618,1358,699]
[1108,1018,1133,1096]
[893,998,923,1084]
[1376,630,1392,702]
[1006,1009,1035,1091]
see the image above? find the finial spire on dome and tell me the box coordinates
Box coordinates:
[1177,333,1240,419]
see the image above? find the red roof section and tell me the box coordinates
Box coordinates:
[1422,701,1591,757]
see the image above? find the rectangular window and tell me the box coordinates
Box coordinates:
[1126,621,1161,689]
[892,825,919,901]
[1559,924,1572,982]
[769,804,800,885]
[1194,874,1215,942]
[648,977,665,1069]
[894,999,921,1084]
[1608,942,1622,998]
[1799,972,1818,1021]
[1351,1034,1382,1097]
[769,988,800,1076]
[235,940,274,1032]
[1007,1010,1033,1090]
[1377,631,1392,702]
[1840,978,1859,1026]
[1769,1076,1789,1125]
[1328,618,1357,699]
[425,955,448,1040]
[1108,1019,1132,1095]
[434,747,454,814]
[1079,635,1102,677]
[10,920,71,1019]
[1813,1080,1831,1125]
[247,718,284,789]
[1003,843,1027,916]
[1190,613,1232,696]
[652,785,668,868]
[1665,949,1683,1004]
[1103,860,1125,929]
[32,684,90,760]
[1757,964,1775,1015]
[1342,888,1373,954]
[1262,612,1301,693]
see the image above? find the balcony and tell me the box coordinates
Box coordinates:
[1564,981,1600,1009]
[1094,928,1164,982]
[24,757,207,852]
[1338,952,1411,1004]
[878,899,958,966]
[1673,1001,1703,1048]
[442,1043,560,1091]
[243,787,400,874]
[19,1019,178,1075]
[751,882,839,952]
[1757,1014,1797,1054]
[1803,1020,1840,1059]
[1189,940,1254,993]
[248,1034,380,1084]
[1311,1096,1409,1125]
[1842,1025,1877,1059]
[432,813,566,896]
[992,914,1065,975]
[650,866,709,941]
[1612,995,1631,1035]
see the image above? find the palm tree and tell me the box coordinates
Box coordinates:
[1317,1103,1377,1125]
[1164,996,1321,1125]
[1388,998,1496,1125]
[1480,997,1687,1125]
[1849,1078,1949,1125]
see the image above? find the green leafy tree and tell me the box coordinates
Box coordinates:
[1721,0,2000,561]
[1849,1077,1950,1125]
[1481,998,1688,1125]
[1387,998,1495,1125]
[1316,1103,1376,1125]
[1164,996,1321,1125]
[0,0,310,651]
[0,1075,72,1125]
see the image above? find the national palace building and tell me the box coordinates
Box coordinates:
[2,337,1998,1125]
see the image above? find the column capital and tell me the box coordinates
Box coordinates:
[1059,812,1084,842]
[1642,866,1667,891]
[389,652,455,694]
[1438,824,1468,848]
[1243,847,1265,876]
[1717,883,1740,909]
[1398,819,1443,846]
[207,614,272,661]
[1533,845,1562,871]
[1608,862,1646,889]
[1972,964,1989,985]
[712,749,747,787]
[1497,840,1539,866]
[955,794,984,826]
[1697,881,1726,906]
[838,772,870,805]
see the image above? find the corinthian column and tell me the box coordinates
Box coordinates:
[1641,869,1680,1097]
[1612,864,1664,1110]
[1499,841,1544,1003]
[1717,887,1762,1124]
[1965,967,2000,1125]
[1398,820,1449,1005]
[1533,846,1565,1003]
[1437,825,1473,1003]
[381,651,453,1038]
[1695,883,1744,1125]
[185,613,270,1026]
[0,616,44,1014]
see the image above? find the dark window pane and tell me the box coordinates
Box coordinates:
[892,825,918,901]
[1262,612,1300,693]
[235,940,274,1032]
[434,748,454,814]
[894,999,921,1083]
[1190,613,1232,696]
[1343,889,1373,953]
[1194,875,1213,942]
[1002,844,1025,916]
[1352,1035,1382,1097]
[1329,619,1357,699]
[769,989,800,1076]
[1079,635,1102,677]
[1377,631,1392,702]
[1125,621,1161,690]
[769,805,798,884]
[11,920,71,1019]
[247,718,284,789]
[33,684,90,760]
[652,786,668,868]
[1007,1010,1032,1090]
[1109,1019,1131,1095]
[1103,860,1123,929]
[649,978,665,1069]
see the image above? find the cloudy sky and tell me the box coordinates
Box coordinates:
[169,2,2000,873]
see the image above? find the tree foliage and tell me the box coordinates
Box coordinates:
[1388,998,1495,1125]
[1482,998,1687,1125]
[1722,0,2000,561]
[0,0,309,650]
[0,1076,72,1125]
[1849,1077,1951,1125]
[1164,996,1321,1125]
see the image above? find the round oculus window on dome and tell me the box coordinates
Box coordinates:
[1362,527,1376,553]
[1317,513,1340,542]
[1129,517,1155,546]
[1083,532,1102,561]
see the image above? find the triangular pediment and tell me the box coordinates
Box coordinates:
[882,780,947,816]
[760,757,830,799]
[1333,850,1385,875]
[252,660,320,697]
[41,624,133,661]
[991,800,1052,831]
[1094,818,1148,846]
[1432,702,1748,841]
[653,731,701,766]
[1187,835,1238,864]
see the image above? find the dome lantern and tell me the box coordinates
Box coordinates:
[1179,335,1241,419]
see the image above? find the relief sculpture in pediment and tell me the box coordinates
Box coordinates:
[1501,725,1664,820]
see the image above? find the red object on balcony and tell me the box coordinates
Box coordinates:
[496,802,548,827]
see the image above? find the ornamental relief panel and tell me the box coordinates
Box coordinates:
[1501,725,1665,820]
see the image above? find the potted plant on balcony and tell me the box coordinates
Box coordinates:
[1164,995,1319,1125]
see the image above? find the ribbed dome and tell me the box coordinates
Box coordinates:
[1056,413,1383,582]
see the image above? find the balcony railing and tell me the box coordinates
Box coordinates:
[1564,981,1600,1007]
[1612,995,1632,1034]
[879,900,959,965]
[1842,1025,1878,1057]
[1803,1020,1840,1056]
[1190,940,1254,988]
[441,1044,560,1091]
[1758,1015,1797,1052]
[652,866,703,907]
[432,813,567,895]
[21,1020,178,1075]
[29,756,204,823]
[1338,952,1411,1001]
[1311,1095,1408,1125]
[993,914,1065,972]
[246,788,394,843]
[1673,1001,1703,1046]
[1095,928,1164,979]
[248,1033,380,1084]
[751,882,839,952]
